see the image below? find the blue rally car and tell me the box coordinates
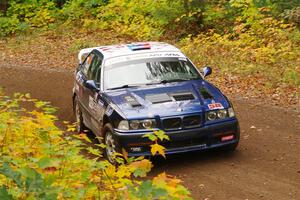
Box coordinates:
[73,42,240,163]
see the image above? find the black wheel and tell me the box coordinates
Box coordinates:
[103,123,120,164]
[74,96,86,133]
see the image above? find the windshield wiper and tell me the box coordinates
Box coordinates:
[146,78,191,85]
[107,84,140,90]
[160,78,190,83]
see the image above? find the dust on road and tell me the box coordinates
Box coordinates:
[0,65,299,200]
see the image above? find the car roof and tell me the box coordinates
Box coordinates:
[78,42,184,64]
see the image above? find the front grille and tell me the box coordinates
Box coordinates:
[162,114,202,130]
[183,115,201,128]
[172,93,195,101]
[162,118,182,130]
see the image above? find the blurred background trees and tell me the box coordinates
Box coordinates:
[0,0,299,87]
[1,0,299,37]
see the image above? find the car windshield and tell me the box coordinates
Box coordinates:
[104,57,201,90]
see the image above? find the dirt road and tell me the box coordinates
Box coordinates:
[0,65,299,200]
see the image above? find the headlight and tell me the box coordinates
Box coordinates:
[129,120,140,130]
[118,120,129,130]
[129,119,156,130]
[141,119,154,129]
[206,108,234,121]
[207,111,217,121]
[217,109,227,119]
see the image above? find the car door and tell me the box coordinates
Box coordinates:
[86,53,105,134]
[75,52,94,129]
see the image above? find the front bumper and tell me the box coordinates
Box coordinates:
[113,118,240,157]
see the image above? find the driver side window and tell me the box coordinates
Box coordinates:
[82,53,94,76]
[87,55,102,82]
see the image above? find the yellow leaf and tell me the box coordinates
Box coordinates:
[133,159,152,170]
[153,172,168,186]
[150,143,166,158]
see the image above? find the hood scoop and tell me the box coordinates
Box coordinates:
[124,96,142,107]
[146,92,195,104]
[171,92,195,101]
[145,93,172,104]
[199,88,213,99]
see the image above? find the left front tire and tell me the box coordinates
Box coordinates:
[103,123,121,164]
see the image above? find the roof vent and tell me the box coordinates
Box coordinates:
[128,43,151,51]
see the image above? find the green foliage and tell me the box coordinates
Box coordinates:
[0,0,58,36]
[180,0,300,88]
[94,0,184,39]
[282,6,300,26]
[283,68,300,86]
[1,0,299,93]
[1,0,300,38]
[0,16,20,37]
[0,93,191,199]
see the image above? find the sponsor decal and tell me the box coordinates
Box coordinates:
[105,52,186,65]
[178,57,187,61]
[208,103,224,110]
[98,99,104,107]
[176,108,183,112]
[89,95,102,114]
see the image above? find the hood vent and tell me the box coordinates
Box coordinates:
[199,88,213,99]
[171,93,195,101]
[145,93,172,104]
[124,96,142,107]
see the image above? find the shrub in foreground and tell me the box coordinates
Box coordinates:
[0,92,191,199]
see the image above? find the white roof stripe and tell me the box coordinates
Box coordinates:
[78,42,183,64]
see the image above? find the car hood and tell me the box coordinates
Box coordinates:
[104,80,230,119]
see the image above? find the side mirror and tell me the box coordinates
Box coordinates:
[85,80,100,92]
[202,66,212,77]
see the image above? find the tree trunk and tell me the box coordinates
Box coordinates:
[0,0,8,15]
